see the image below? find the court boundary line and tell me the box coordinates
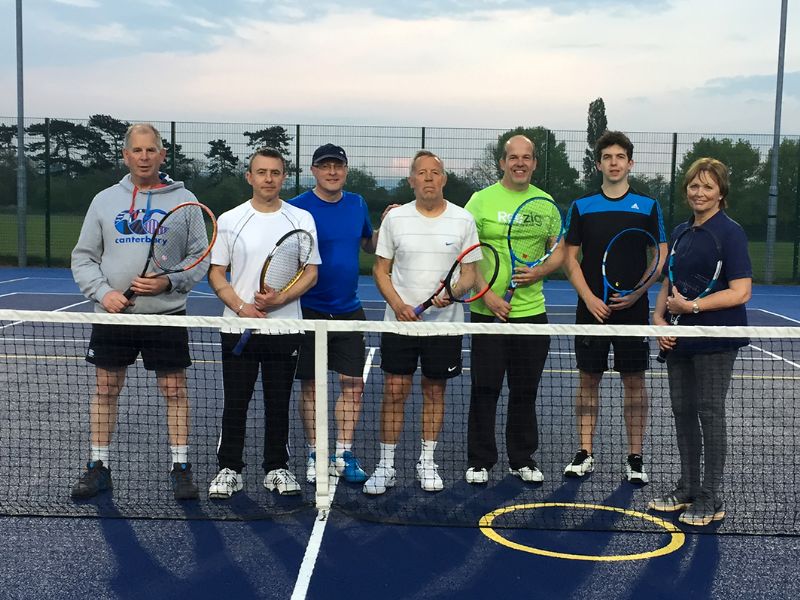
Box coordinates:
[291,345,378,600]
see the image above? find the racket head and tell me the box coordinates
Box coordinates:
[260,229,314,292]
[601,227,660,298]
[443,242,500,303]
[667,225,723,301]
[150,202,217,274]
[506,196,565,268]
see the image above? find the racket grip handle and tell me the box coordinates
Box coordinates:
[123,288,135,300]
[502,289,514,303]
[413,301,431,316]
[232,329,252,356]
[656,349,669,363]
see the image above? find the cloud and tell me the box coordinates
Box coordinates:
[699,71,800,100]
[52,0,100,7]
[182,16,222,30]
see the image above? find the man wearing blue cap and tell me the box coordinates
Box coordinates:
[289,144,390,484]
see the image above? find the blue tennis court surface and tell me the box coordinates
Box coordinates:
[1,267,799,599]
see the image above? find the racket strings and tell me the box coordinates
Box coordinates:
[263,234,313,291]
[152,205,213,272]
[509,208,561,263]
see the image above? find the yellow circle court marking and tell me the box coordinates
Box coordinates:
[479,502,685,562]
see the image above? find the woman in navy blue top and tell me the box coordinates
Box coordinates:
[649,157,752,527]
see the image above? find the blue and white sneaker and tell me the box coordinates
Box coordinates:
[330,451,368,483]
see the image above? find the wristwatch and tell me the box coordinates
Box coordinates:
[692,301,700,314]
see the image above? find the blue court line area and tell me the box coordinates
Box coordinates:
[1,267,800,599]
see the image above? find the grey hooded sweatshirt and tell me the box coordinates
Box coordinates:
[71,173,210,314]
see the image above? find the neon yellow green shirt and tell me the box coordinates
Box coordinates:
[464,182,558,317]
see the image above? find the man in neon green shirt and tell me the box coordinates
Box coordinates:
[463,134,564,484]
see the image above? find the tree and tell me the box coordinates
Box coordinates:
[0,124,16,167]
[677,137,765,237]
[205,139,240,180]
[88,114,130,169]
[756,138,800,241]
[343,166,392,222]
[26,119,108,177]
[243,126,298,176]
[583,98,607,186]
[443,171,477,207]
[162,138,196,181]
[466,126,581,206]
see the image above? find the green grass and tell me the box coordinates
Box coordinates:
[0,214,84,267]
[2,214,799,283]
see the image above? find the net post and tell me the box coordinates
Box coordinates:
[314,319,331,513]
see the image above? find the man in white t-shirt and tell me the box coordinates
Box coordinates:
[364,150,480,495]
[206,148,321,498]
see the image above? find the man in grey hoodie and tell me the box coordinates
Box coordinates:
[70,123,209,501]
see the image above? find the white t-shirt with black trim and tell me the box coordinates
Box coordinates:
[212,199,321,332]
[376,200,479,323]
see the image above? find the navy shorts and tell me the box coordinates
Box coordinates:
[86,314,191,372]
[574,334,650,374]
[380,333,463,380]
[295,307,367,380]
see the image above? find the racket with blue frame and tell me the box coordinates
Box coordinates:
[504,196,565,303]
[601,227,660,305]
[656,225,723,363]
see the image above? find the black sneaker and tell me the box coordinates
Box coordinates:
[71,460,112,499]
[170,462,199,500]
[564,449,594,477]
[625,454,649,484]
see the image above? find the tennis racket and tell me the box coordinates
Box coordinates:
[601,227,660,304]
[123,201,217,299]
[504,196,565,303]
[231,228,314,356]
[656,226,723,363]
[413,242,500,316]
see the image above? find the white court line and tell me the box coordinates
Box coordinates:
[0,299,91,331]
[0,277,31,284]
[755,308,800,325]
[748,344,800,370]
[291,346,378,600]
[0,292,19,298]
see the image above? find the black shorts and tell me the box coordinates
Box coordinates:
[574,334,650,374]
[380,333,463,380]
[295,307,367,380]
[86,314,191,372]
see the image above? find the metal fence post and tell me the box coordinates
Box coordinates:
[45,118,51,267]
[668,132,678,233]
[295,124,301,196]
[421,126,426,149]
[170,121,176,175]
[793,145,800,281]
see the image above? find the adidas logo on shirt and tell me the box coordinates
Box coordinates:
[631,202,640,210]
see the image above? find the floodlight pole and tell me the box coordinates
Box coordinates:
[765,0,788,284]
[16,0,27,268]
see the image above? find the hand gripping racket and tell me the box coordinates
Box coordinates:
[413,242,500,316]
[601,227,660,304]
[123,201,217,299]
[504,196,565,303]
[656,226,723,363]
[231,228,314,356]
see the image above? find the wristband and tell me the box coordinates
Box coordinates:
[235,302,245,315]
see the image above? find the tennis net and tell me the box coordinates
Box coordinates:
[0,309,797,535]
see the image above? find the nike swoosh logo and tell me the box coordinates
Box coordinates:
[447,366,457,372]
[445,242,455,246]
